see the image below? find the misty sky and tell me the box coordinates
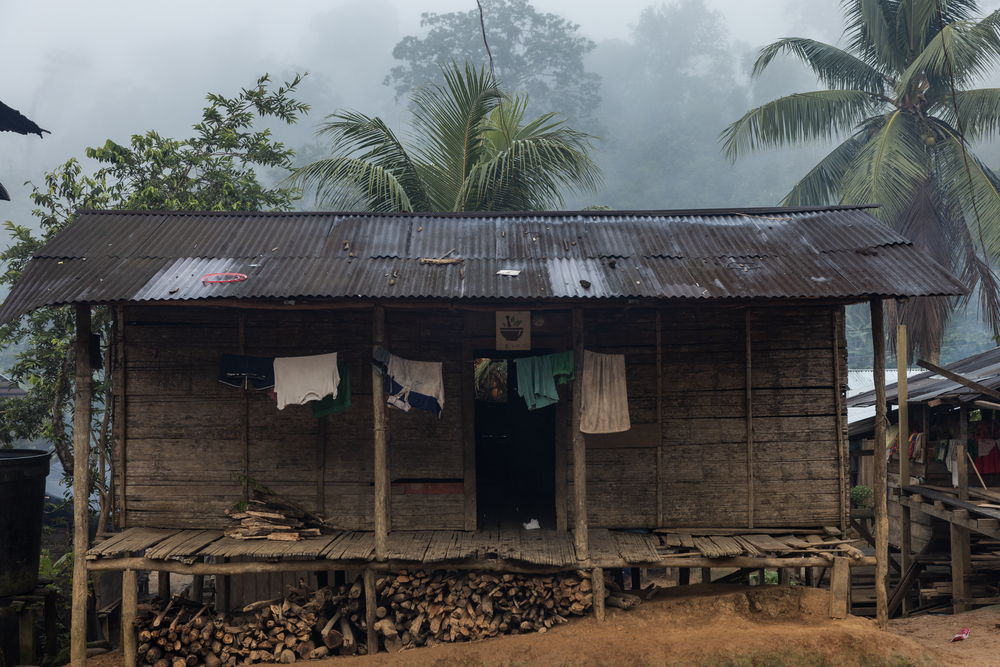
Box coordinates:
[4,0,1000,227]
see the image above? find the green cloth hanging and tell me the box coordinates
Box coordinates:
[312,361,351,417]
[551,350,575,385]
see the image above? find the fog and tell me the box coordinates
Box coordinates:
[3,0,1000,224]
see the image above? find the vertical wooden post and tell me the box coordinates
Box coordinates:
[871,299,889,629]
[113,304,127,528]
[951,510,970,613]
[122,569,137,667]
[317,418,327,516]
[191,574,204,603]
[829,557,850,619]
[157,572,170,599]
[363,568,378,653]
[19,605,35,665]
[952,404,971,614]
[896,324,912,616]
[571,308,588,560]
[372,305,389,560]
[461,312,477,531]
[591,567,606,621]
[71,304,93,667]
[656,310,664,528]
[833,308,848,533]
[745,308,754,528]
[238,312,249,503]
[957,405,969,501]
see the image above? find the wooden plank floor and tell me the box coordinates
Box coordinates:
[87,526,856,566]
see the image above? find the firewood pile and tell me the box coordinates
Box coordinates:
[224,497,325,541]
[134,569,624,664]
[371,569,594,651]
[135,578,368,666]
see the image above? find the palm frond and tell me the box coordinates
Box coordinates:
[721,90,881,159]
[752,38,889,93]
[842,0,904,73]
[782,130,872,206]
[290,110,427,211]
[932,119,1000,257]
[839,110,932,223]
[469,101,601,210]
[896,11,1000,98]
[937,87,1000,140]
[410,63,503,211]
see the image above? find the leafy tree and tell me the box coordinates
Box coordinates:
[0,75,307,528]
[385,0,601,128]
[722,0,1000,360]
[293,63,601,212]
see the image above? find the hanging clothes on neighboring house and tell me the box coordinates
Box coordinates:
[551,351,575,385]
[311,361,352,417]
[580,350,630,434]
[909,432,926,463]
[373,347,445,416]
[978,441,1000,474]
[514,355,560,410]
[273,352,340,410]
[219,354,275,390]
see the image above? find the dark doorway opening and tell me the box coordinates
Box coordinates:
[474,351,556,530]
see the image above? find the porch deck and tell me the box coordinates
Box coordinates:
[87,526,867,570]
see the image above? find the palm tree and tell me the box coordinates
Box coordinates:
[292,63,601,213]
[722,0,1000,359]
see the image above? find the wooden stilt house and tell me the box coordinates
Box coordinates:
[0,205,965,662]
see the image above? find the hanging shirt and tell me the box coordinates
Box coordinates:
[551,350,575,385]
[580,350,630,434]
[373,347,445,416]
[515,355,560,410]
[273,352,340,410]
[218,354,275,390]
[311,361,352,417]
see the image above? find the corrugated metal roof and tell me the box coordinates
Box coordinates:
[0,206,967,321]
[0,374,26,399]
[848,347,1000,407]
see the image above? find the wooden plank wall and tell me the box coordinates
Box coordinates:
[119,306,466,531]
[117,302,846,532]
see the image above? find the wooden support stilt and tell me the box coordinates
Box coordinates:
[122,569,138,667]
[157,571,170,599]
[364,568,378,653]
[678,568,690,586]
[957,405,969,501]
[871,299,889,629]
[191,574,204,603]
[951,510,971,614]
[701,568,712,584]
[71,303,93,667]
[897,324,912,616]
[591,567,605,621]
[372,305,389,560]
[571,308,588,560]
[829,557,850,619]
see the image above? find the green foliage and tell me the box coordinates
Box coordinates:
[37,549,74,664]
[0,75,307,501]
[851,484,874,509]
[293,63,600,212]
[722,0,1000,360]
[385,0,600,128]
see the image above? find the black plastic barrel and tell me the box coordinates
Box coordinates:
[0,449,51,597]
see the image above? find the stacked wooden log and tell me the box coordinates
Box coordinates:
[371,570,594,651]
[224,500,323,541]
[135,579,368,666]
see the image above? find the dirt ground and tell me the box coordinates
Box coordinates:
[889,603,1000,667]
[88,584,956,667]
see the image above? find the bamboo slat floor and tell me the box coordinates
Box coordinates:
[87,526,862,567]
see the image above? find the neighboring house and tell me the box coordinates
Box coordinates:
[0,99,49,201]
[0,372,26,399]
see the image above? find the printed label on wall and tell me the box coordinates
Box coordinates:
[496,311,531,350]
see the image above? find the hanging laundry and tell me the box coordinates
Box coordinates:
[373,347,445,416]
[580,350,630,434]
[514,355,559,410]
[910,432,926,463]
[311,361,352,417]
[218,354,275,390]
[978,444,1000,475]
[977,438,997,458]
[551,350,575,385]
[273,352,340,410]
